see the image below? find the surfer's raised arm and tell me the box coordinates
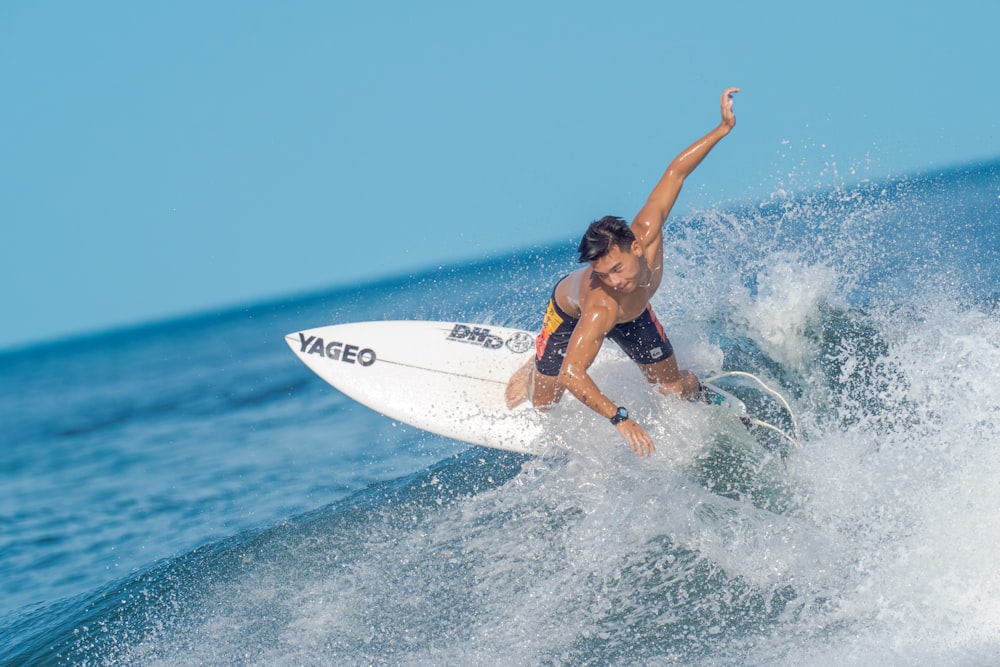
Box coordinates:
[630,87,739,248]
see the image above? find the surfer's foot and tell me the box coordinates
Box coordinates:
[504,360,532,409]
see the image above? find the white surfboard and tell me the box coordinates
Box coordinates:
[285,320,752,455]
[285,320,549,453]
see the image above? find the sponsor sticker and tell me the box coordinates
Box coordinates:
[296,333,376,366]
[446,325,534,354]
[505,331,534,354]
[446,324,505,350]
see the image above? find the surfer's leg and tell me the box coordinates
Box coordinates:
[637,355,700,400]
[505,359,532,408]
[506,360,567,409]
[608,306,698,399]
[528,365,566,409]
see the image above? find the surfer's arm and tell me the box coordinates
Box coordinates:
[631,87,739,247]
[560,305,655,457]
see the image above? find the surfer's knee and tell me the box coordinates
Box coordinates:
[655,371,699,400]
[655,379,684,398]
[529,369,564,409]
[679,370,700,399]
[504,360,532,409]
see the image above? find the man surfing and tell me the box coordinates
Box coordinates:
[505,87,739,458]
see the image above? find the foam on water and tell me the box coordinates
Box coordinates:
[85,289,1000,664]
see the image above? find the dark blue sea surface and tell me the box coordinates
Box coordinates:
[2,160,1000,665]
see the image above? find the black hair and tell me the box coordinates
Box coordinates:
[577,216,635,263]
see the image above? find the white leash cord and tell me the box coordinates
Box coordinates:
[703,370,802,448]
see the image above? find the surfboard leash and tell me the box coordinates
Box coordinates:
[702,371,802,449]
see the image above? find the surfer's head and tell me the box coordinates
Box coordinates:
[578,216,636,263]
[579,216,645,293]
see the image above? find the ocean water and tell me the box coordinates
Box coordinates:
[2,160,999,665]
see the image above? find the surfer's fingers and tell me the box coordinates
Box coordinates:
[634,432,652,458]
[625,423,655,458]
[621,426,642,456]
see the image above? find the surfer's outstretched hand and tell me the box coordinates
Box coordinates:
[720,87,739,131]
[616,419,655,458]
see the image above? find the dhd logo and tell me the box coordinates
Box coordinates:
[446,324,504,350]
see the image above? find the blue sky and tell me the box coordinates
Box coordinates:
[2,1,997,351]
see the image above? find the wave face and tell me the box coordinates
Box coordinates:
[2,160,999,665]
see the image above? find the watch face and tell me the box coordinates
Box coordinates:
[611,406,629,424]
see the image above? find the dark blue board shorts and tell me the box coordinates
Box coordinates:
[534,289,674,377]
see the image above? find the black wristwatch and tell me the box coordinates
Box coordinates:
[610,406,629,426]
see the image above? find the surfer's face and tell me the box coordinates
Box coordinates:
[590,243,643,292]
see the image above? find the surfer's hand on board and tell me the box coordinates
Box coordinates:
[720,87,739,132]
[616,419,655,458]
